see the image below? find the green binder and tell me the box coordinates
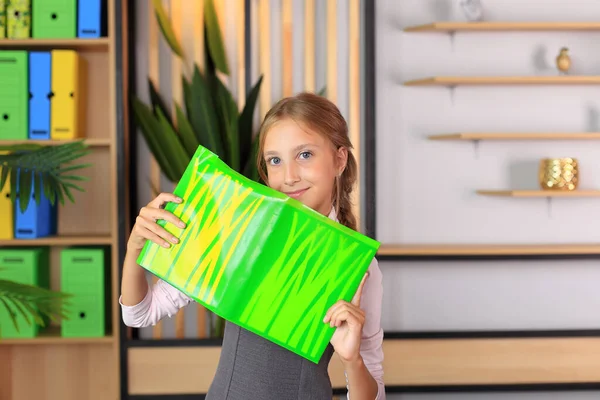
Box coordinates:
[0,50,28,140]
[137,145,380,363]
[32,0,76,38]
[0,248,50,338]
[60,247,110,337]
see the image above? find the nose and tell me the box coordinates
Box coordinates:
[283,162,300,186]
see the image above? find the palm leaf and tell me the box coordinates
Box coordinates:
[204,0,229,75]
[0,279,71,333]
[0,141,91,213]
[151,0,185,59]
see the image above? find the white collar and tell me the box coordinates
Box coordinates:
[327,206,338,222]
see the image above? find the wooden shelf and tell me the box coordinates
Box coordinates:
[0,38,109,50]
[377,243,600,256]
[404,21,600,32]
[0,327,113,345]
[404,76,600,86]
[477,190,600,197]
[0,138,111,147]
[428,132,600,141]
[0,235,112,246]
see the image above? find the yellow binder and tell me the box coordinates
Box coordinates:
[0,169,13,240]
[0,0,6,39]
[50,50,87,140]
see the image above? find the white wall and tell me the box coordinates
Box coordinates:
[377,0,600,398]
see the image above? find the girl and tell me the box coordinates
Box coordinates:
[120,92,385,400]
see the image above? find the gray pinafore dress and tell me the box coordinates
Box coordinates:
[206,321,335,400]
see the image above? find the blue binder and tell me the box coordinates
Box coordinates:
[14,173,57,239]
[28,52,51,140]
[77,0,105,38]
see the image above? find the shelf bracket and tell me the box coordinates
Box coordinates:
[449,85,456,105]
[449,31,456,51]
[471,139,480,159]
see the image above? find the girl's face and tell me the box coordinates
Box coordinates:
[262,118,347,217]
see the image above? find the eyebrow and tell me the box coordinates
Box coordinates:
[264,143,317,157]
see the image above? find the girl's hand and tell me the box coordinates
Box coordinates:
[127,192,186,252]
[324,272,369,364]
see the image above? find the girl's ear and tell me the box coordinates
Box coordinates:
[336,146,348,175]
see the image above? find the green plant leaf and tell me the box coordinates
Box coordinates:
[0,297,19,333]
[238,75,263,173]
[155,106,190,177]
[0,279,72,332]
[0,141,90,212]
[33,171,42,208]
[0,161,9,193]
[212,77,240,170]
[242,135,261,182]
[174,103,200,157]
[148,78,173,126]
[18,169,33,214]
[131,97,179,182]
[204,0,229,75]
[188,65,224,159]
[317,86,327,97]
[151,0,185,59]
[182,76,193,119]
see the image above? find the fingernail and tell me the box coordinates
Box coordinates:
[176,197,183,203]
[171,237,179,243]
[163,242,170,248]
[178,222,186,228]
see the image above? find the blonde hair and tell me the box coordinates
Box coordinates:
[256,92,358,231]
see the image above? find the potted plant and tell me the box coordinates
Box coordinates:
[132,0,263,185]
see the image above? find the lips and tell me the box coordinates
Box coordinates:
[285,188,308,199]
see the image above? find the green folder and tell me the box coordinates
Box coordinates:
[137,145,380,363]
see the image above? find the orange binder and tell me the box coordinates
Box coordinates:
[50,50,86,140]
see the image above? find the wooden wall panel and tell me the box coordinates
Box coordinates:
[6,344,116,400]
[128,338,600,394]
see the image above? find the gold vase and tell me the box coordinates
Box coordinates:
[538,158,578,191]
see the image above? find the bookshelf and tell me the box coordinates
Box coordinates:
[0,1,127,400]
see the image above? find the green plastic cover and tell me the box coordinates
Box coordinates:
[137,145,380,363]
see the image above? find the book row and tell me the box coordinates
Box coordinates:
[0,0,106,39]
[0,50,86,141]
[0,246,111,339]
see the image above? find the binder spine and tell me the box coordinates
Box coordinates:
[77,0,102,38]
[29,52,52,140]
[6,0,31,39]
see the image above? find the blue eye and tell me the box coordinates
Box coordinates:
[268,157,281,165]
[299,151,312,160]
